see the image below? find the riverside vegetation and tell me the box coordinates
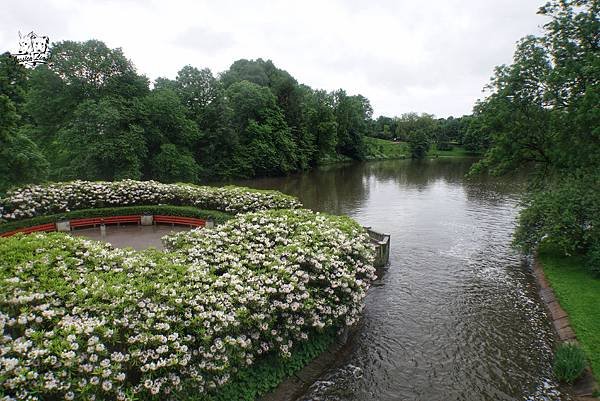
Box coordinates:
[466,0,599,384]
[0,0,597,393]
[0,42,481,195]
[0,180,376,400]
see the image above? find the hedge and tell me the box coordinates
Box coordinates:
[0,180,301,222]
[0,205,233,235]
[0,209,375,401]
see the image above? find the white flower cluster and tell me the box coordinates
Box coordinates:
[0,209,375,400]
[0,180,302,221]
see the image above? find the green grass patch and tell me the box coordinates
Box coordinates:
[0,205,233,234]
[427,144,481,158]
[364,137,408,160]
[539,246,600,382]
[316,153,354,165]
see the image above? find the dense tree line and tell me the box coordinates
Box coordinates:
[469,0,599,272]
[0,46,375,192]
[369,113,484,158]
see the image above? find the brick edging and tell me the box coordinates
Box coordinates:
[532,256,599,399]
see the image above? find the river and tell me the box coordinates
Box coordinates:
[230,158,568,401]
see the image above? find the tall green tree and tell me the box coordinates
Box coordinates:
[0,95,48,193]
[302,89,337,162]
[333,90,372,159]
[57,98,146,180]
[471,0,600,270]
[226,80,297,177]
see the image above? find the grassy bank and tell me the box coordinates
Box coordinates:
[363,137,480,160]
[539,247,600,382]
[364,137,408,160]
[427,144,481,158]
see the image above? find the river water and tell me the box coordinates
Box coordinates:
[230,158,568,401]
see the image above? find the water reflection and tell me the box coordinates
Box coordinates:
[228,159,567,401]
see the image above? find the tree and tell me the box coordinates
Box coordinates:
[407,130,430,159]
[57,98,146,180]
[225,80,297,176]
[470,36,553,175]
[471,0,600,271]
[49,40,149,101]
[333,90,372,159]
[0,95,48,193]
[395,113,436,158]
[0,53,28,113]
[302,89,336,162]
[150,143,200,183]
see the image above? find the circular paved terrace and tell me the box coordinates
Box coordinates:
[71,224,190,250]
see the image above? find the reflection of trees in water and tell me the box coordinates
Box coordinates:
[361,158,474,190]
[227,158,529,213]
[462,169,530,207]
[228,163,370,215]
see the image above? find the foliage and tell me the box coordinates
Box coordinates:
[192,328,337,401]
[407,130,431,159]
[514,172,599,270]
[150,144,200,184]
[57,98,146,181]
[225,81,297,177]
[0,205,232,234]
[552,343,587,384]
[469,0,599,262]
[0,209,375,400]
[332,90,372,160]
[0,94,48,193]
[540,246,600,382]
[0,41,389,186]
[0,180,301,222]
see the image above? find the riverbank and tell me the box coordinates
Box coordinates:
[362,137,480,161]
[537,246,600,394]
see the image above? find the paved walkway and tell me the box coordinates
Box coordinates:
[71,224,190,250]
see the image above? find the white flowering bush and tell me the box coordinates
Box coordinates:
[0,180,301,221]
[0,209,375,401]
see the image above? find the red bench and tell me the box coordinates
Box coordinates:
[69,217,103,228]
[0,223,56,237]
[70,215,141,229]
[154,215,205,227]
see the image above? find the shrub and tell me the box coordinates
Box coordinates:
[0,180,301,222]
[553,343,587,383]
[0,208,375,400]
[514,172,599,274]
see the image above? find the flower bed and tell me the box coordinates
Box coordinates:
[0,180,301,222]
[0,209,375,400]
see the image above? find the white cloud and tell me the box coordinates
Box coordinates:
[1,0,547,117]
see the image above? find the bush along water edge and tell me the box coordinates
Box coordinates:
[0,208,376,400]
[553,342,587,384]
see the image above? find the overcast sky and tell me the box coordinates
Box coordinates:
[1,0,548,118]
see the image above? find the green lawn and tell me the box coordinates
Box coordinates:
[363,137,408,160]
[427,144,481,158]
[539,247,600,382]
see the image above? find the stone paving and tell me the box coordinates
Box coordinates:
[71,224,190,250]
